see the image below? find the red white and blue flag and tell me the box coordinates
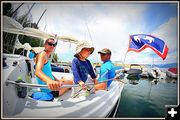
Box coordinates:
[128,34,168,60]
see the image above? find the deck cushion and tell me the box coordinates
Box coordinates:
[31,92,54,101]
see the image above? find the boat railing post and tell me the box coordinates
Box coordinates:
[28,59,35,78]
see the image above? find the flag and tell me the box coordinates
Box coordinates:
[128,34,168,60]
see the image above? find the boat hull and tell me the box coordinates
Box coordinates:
[147,67,161,79]
[166,71,177,79]
[3,81,124,118]
[3,54,124,118]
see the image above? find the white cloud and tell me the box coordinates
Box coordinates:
[32,3,146,63]
[152,17,178,64]
[152,17,177,50]
[13,3,177,64]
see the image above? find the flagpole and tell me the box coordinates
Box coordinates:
[122,34,131,69]
[122,51,128,68]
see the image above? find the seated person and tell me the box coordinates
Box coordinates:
[94,48,115,90]
[35,38,73,99]
[71,40,97,97]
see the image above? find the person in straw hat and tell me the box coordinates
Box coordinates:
[71,40,97,92]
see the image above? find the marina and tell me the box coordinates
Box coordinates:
[2,2,178,119]
[3,53,178,118]
[116,73,178,118]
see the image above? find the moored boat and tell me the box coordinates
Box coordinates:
[166,67,178,79]
[126,64,142,80]
[147,67,161,79]
[126,64,142,75]
[51,64,65,72]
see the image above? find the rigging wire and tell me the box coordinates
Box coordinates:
[80,4,100,67]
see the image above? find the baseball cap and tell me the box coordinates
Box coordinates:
[98,48,111,55]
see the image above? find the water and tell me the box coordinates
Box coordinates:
[115,74,178,118]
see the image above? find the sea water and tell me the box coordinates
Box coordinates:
[115,74,178,118]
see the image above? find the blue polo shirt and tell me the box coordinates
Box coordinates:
[72,57,96,84]
[98,60,115,87]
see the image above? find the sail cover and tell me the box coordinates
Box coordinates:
[14,38,32,50]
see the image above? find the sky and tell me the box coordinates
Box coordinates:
[11,1,178,64]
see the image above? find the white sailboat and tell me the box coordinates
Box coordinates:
[147,67,162,79]
[2,15,124,118]
[147,56,164,79]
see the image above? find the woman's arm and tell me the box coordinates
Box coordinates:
[72,58,86,90]
[35,52,61,91]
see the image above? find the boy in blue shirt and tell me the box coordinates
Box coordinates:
[71,40,97,90]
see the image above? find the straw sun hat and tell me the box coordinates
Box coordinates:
[75,40,94,55]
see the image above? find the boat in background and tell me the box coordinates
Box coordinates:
[128,79,139,85]
[166,67,178,79]
[51,64,65,72]
[140,70,149,78]
[126,64,142,75]
[51,63,71,73]
[126,64,142,80]
[147,67,161,79]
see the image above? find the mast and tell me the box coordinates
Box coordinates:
[151,54,154,68]
[10,3,24,18]
[36,9,47,26]
[37,9,47,46]
[39,24,47,46]
[80,4,99,67]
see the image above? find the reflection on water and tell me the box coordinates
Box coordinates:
[116,74,178,118]
[128,79,139,85]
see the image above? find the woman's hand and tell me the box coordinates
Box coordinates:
[47,80,62,91]
[92,79,98,85]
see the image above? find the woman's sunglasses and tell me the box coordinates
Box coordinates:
[47,42,57,47]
